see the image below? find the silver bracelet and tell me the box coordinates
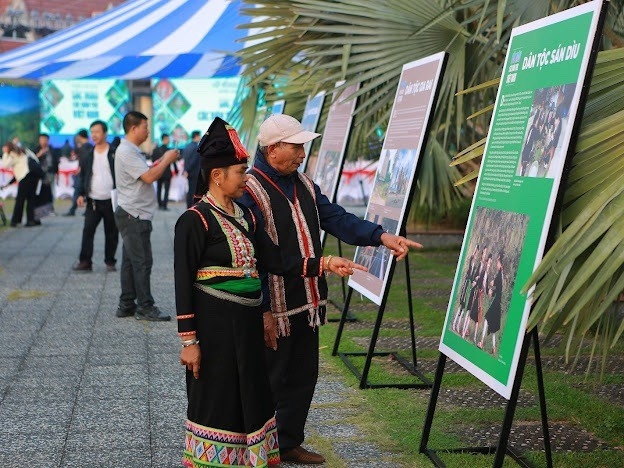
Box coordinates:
[181,338,199,347]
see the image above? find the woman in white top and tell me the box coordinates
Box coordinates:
[1,141,43,227]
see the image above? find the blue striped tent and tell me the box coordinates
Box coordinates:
[0,0,248,79]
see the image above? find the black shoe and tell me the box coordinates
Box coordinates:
[116,306,136,318]
[72,260,92,271]
[63,211,75,217]
[135,306,171,322]
[33,220,41,225]
[10,222,18,227]
[25,221,39,227]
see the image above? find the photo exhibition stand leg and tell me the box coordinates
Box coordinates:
[332,287,354,357]
[419,328,552,467]
[327,238,357,322]
[331,255,432,389]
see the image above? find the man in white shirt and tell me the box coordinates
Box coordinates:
[72,121,119,272]
[114,111,179,321]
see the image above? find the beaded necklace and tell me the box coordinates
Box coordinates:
[203,192,256,277]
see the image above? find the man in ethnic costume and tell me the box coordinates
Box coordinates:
[240,114,422,464]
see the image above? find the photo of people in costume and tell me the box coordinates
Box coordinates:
[354,216,398,280]
[370,148,418,208]
[516,83,576,179]
[449,207,528,356]
[315,149,341,197]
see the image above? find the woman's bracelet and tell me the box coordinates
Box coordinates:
[181,338,199,347]
[325,255,333,270]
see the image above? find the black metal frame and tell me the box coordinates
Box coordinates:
[419,328,552,467]
[332,254,432,389]
[326,238,358,322]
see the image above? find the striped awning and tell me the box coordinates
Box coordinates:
[0,0,248,80]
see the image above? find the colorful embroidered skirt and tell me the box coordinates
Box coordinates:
[184,418,279,467]
[183,291,279,467]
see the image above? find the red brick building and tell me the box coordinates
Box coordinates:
[0,0,124,53]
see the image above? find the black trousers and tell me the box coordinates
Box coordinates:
[157,176,171,208]
[266,312,319,451]
[79,198,118,265]
[69,174,82,213]
[11,173,38,225]
[115,206,154,310]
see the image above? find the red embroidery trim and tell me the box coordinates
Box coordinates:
[252,169,320,309]
[302,257,308,277]
[188,207,208,231]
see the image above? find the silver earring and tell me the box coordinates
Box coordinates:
[216,182,221,187]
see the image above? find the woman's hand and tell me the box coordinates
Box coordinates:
[326,256,368,277]
[180,344,201,379]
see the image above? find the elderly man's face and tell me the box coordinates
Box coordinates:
[267,142,306,175]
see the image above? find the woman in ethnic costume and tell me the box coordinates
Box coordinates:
[479,253,504,354]
[452,244,479,333]
[174,118,364,468]
[461,245,488,339]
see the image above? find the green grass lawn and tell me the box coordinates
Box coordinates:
[319,236,624,467]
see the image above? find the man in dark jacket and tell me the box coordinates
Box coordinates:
[152,134,177,210]
[240,114,421,464]
[64,129,92,216]
[72,121,118,272]
[182,130,201,207]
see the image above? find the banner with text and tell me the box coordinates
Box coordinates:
[349,52,448,305]
[439,0,606,399]
[40,79,130,146]
[152,78,240,148]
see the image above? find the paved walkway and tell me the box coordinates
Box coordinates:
[0,203,403,467]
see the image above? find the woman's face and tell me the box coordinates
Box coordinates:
[220,163,249,199]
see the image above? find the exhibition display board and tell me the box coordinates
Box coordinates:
[300,91,326,172]
[348,52,448,306]
[438,0,607,399]
[270,100,285,114]
[312,82,360,245]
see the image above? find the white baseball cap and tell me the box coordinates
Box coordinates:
[257,114,321,146]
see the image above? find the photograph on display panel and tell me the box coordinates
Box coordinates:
[348,52,448,305]
[448,207,528,357]
[517,84,576,178]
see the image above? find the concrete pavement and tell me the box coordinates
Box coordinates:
[0,203,403,467]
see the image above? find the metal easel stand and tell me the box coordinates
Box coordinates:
[327,238,358,322]
[331,254,432,389]
[419,327,552,467]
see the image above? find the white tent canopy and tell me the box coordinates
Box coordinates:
[0,0,248,79]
